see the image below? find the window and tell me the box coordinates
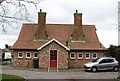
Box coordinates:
[34,52,38,58]
[18,52,23,58]
[78,53,83,59]
[92,53,97,59]
[100,59,114,64]
[85,53,90,59]
[70,52,75,59]
[100,59,108,64]
[107,59,114,63]
[50,50,57,60]
[26,52,31,58]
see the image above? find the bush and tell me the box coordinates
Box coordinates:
[117,77,120,80]
[105,45,120,64]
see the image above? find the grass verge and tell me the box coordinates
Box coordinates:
[0,74,25,81]
[0,64,7,66]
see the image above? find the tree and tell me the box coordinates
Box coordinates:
[0,0,42,33]
[105,45,120,65]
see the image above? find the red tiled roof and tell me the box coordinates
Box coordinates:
[11,24,106,50]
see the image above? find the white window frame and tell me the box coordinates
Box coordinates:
[34,52,38,58]
[92,53,97,59]
[26,52,31,58]
[85,53,90,59]
[70,52,75,59]
[77,53,83,59]
[18,52,23,58]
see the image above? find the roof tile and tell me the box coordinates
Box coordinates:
[11,24,106,50]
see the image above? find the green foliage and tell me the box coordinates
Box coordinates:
[117,76,120,80]
[105,45,120,64]
[1,74,24,81]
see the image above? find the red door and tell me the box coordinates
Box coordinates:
[50,50,57,68]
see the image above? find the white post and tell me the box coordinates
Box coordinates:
[57,67,59,72]
[48,67,50,72]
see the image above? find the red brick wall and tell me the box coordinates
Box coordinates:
[13,50,36,68]
[68,50,105,68]
[13,42,69,69]
[13,47,106,69]
[39,42,68,69]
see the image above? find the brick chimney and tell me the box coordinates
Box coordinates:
[73,10,83,40]
[35,9,48,39]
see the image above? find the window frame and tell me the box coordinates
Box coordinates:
[77,53,83,59]
[70,52,75,59]
[100,59,108,64]
[92,53,97,59]
[18,52,23,58]
[85,53,90,59]
[34,52,38,58]
[107,59,114,63]
[26,52,31,58]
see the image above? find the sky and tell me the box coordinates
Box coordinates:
[0,0,119,49]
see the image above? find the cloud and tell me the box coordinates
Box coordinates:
[97,30,118,47]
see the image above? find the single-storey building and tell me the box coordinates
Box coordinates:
[11,9,107,69]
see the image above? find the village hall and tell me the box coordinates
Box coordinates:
[11,9,107,69]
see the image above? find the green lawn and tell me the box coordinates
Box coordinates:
[0,64,5,66]
[0,74,25,81]
[0,63,9,66]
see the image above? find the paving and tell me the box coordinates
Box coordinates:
[26,79,118,81]
[0,65,119,80]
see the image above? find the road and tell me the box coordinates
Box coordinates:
[0,65,119,80]
[25,79,118,81]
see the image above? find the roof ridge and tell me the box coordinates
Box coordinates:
[22,23,95,26]
[46,24,74,26]
[23,23,37,25]
[83,24,95,26]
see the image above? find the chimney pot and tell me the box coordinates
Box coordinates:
[40,9,42,12]
[5,44,9,48]
[76,10,78,13]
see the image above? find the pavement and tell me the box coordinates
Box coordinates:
[25,79,118,81]
[0,65,119,80]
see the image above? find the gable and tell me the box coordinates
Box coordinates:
[37,38,70,51]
